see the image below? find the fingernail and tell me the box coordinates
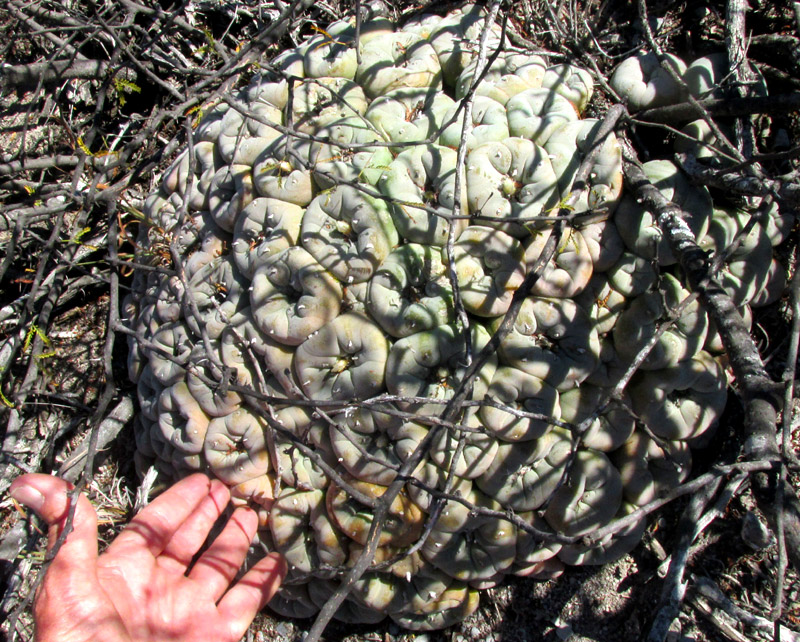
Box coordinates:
[10,485,45,512]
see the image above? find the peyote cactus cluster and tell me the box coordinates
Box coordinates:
[124,5,789,631]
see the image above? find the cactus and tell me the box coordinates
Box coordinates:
[125,8,788,631]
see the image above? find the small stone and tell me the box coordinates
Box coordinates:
[554,620,574,641]
[664,617,681,642]
[741,510,774,550]
[275,622,293,640]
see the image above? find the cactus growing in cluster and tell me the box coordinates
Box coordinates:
[125,5,788,631]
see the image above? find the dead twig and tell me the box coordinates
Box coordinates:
[621,139,800,573]
[634,92,800,123]
[689,574,800,642]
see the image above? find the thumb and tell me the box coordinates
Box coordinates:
[10,473,98,567]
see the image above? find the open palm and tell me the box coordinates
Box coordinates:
[10,472,287,642]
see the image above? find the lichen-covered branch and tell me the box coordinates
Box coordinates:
[621,142,800,572]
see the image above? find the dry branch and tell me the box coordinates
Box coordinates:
[621,142,800,572]
[1,60,111,88]
[634,93,800,123]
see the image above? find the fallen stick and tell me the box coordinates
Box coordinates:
[620,138,800,574]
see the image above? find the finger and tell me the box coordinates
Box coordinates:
[217,552,287,640]
[157,479,231,572]
[106,473,212,558]
[9,474,98,569]
[188,506,258,601]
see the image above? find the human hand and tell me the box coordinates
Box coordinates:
[9,472,287,642]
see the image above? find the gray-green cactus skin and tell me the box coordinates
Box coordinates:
[125,8,784,631]
[465,138,560,237]
[609,52,687,110]
[615,159,713,266]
